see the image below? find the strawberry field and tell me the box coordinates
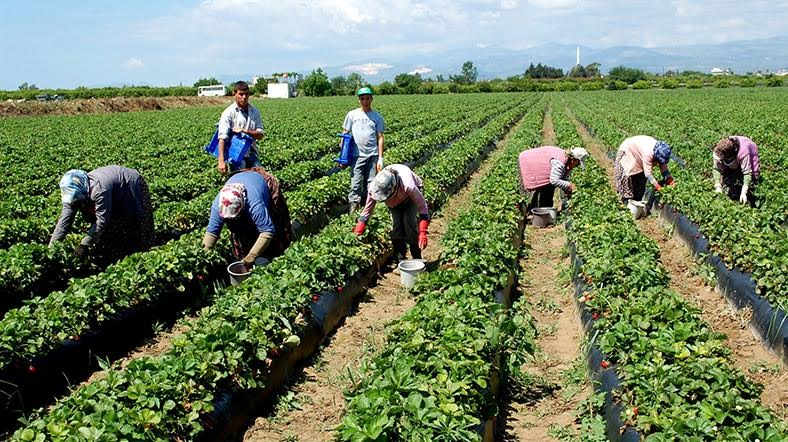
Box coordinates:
[1,89,786,441]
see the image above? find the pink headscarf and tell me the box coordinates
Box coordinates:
[218,183,246,219]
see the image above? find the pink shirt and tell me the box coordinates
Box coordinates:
[359,164,429,221]
[714,136,760,178]
[617,135,667,179]
[518,146,567,191]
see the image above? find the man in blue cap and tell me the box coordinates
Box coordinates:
[340,87,385,212]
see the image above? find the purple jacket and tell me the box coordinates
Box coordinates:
[715,136,760,178]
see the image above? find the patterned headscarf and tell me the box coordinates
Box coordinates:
[370,167,399,202]
[218,183,246,219]
[714,137,737,163]
[59,170,90,204]
[653,140,672,165]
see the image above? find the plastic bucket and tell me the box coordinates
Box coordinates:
[335,133,356,166]
[531,207,557,228]
[627,200,647,219]
[398,259,426,289]
[205,131,254,166]
[227,261,252,286]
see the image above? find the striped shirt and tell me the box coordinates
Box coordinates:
[549,158,572,191]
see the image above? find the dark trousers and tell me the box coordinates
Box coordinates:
[389,199,421,260]
[526,184,556,212]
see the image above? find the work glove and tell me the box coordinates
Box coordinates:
[654,183,663,192]
[202,232,218,250]
[417,219,429,250]
[352,221,366,235]
[714,183,723,193]
[376,157,384,173]
[665,176,675,186]
[739,186,749,204]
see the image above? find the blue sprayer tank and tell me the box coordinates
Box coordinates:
[336,133,356,166]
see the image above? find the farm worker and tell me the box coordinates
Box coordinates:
[518,146,589,211]
[203,170,289,269]
[712,136,760,206]
[216,81,264,174]
[49,166,154,262]
[341,86,385,213]
[614,136,674,203]
[352,164,429,263]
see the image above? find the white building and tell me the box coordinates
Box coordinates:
[710,67,732,76]
[267,83,294,99]
[776,69,788,77]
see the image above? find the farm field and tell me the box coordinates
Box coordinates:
[1,89,786,441]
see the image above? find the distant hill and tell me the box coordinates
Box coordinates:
[303,36,788,82]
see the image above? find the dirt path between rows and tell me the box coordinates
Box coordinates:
[541,104,556,146]
[0,96,231,117]
[502,224,588,440]
[243,117,527,442]
[567,107,788,421]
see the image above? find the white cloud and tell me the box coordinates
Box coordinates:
[409,66,433,75]
[122,58,144,68]
[501,0,518,9]
[527,0,580,9]
[344,63,394,75]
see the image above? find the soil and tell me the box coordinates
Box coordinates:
[0,96,231,117]
[567,107,788,421]
[541,106,557,146]
[501,224,589,440]
[242,113,526,442]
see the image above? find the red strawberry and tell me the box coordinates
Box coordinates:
[28,365,37,374]
[592,313,600,320]
[600,360,610,369]
[197,274,206,282]
[312,294,320,302]
[632,407,639,415]
[336,285,344,294]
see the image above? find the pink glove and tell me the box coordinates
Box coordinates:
[352,221,366,235]
[417,219,429,249]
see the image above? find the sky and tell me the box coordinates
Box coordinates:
[1,0,788,89]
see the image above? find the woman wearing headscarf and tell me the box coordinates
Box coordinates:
[712,136,760,205]
[49,166,154,262]
[202,170,278,269]
[518,146,589,211]
[614,135,675,203]
[352,164,429,263]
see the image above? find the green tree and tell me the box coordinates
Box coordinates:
[253,77,267,95]
[607,66,647,84]
[193,77,220,88]
[301,68,332,96]
[524,63,564,79]
[394,73,422,93]
[330,75,351,95]
[346,73,366,93]
[451,61,478,85]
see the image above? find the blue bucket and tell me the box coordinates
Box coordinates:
[204,130,254,166]
[335,133,356,166]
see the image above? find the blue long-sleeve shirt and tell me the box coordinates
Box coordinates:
[207,171,274,237]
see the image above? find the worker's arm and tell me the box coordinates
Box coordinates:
[49,203,77,246]
[244,109,264,140]
[242,231,273,267]
[548,158,572,192]
[82,191,112,247]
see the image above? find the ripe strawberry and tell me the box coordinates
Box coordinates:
[312,294,320,302]
[336,285,344,294]
[197,274,206,282]
[28,365,37,374]
[600,360,610,369]
[591,313,600,320]
[632,407,639,415]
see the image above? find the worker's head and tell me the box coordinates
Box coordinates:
[59,170,90,204]
[369,167,398,202]
[218,183,246,219]
[654,141,672,165]
[357,87,373,109]
[234,81,251,109]
[567,147,589,170]
[714,137,738,163]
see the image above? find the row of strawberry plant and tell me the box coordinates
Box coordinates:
[338,103,545,440]
[563,94,788,310]
[10,96,536,441]
[564,153,785,440]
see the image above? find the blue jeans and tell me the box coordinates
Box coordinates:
[348,155,378,204]
[230,151,261,172]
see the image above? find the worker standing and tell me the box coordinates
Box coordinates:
[341,87,385,213]
[518,146,588,211]
[216,81,264,174]
[614,136,675,203]
[203,170,289,269]
[712,136,760,206]
[352,164,429,263]
[50,166,154,263]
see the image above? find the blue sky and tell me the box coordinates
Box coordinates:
[2,0,787,89]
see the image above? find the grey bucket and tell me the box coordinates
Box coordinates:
[627,200,647,219]
[531,207,557,228]
[398,259,426,289]
[227,261,252,286]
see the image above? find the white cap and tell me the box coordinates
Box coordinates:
[570,147,589,169]
[369,167,398,201]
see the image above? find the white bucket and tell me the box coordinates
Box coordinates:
[531,207,557,228]
[627,200,647,219]
[398,259,426,289]
[227,261,252,286]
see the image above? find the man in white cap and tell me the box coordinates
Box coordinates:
[518,146,589,211]
[203,170,278,270]
[352,164,429,263]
